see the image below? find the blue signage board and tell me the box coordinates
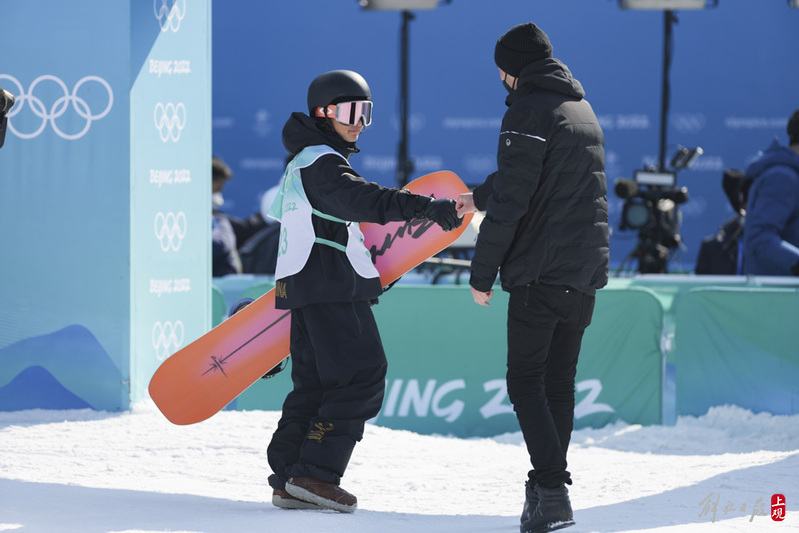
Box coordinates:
[211,0,799,273]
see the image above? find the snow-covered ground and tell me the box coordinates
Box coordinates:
[0,403,796,533]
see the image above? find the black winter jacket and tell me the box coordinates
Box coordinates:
[471,58,609,295]
[276,112,431,309]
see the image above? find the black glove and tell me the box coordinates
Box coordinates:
[792,260,799,277]
[422,198,462,232]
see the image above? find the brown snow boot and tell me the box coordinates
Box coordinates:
[285,476,357,513]
[272,488,323,510]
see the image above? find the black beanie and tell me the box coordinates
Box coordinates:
[788,109,799,146]
[494,23,553,77]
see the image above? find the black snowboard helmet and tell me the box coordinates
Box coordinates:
[307,70,371,117]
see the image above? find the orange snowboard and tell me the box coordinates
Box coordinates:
[149,170,473,425]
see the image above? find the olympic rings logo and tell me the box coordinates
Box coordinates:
[0,74,113,140]
[154,0,186,32]
[154,102,186,142]
[154,211,187,252]
[672,112,706,134]
[152,320,185,361]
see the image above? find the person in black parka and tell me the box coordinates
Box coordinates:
[265,69,461,513]
[457,23,609,533]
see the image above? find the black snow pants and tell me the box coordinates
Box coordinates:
[506,283,595,488]
[267,300,387,487]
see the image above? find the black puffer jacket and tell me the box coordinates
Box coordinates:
[276,112,431,309]
[471,58,609,295]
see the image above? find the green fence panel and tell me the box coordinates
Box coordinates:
[212,286,228,328]
[674,287,799,416]
[578,287,663,428]
[236,284,664,437]
[241,281,276,300]
[212,274,275,312]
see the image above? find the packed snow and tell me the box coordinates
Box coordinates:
[0,403,796,532]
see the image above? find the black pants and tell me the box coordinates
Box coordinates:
[506,283,595,488]
[267,300,387,488]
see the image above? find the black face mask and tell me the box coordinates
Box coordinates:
[501,72,516,94]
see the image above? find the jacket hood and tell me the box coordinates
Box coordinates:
[507,58,585,105]
[282,112,358,159]
[745,138,799,179]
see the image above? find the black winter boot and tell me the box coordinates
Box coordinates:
[520,484,575,533]
[520,480,538,526]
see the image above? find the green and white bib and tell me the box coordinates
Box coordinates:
[268,145,379,281]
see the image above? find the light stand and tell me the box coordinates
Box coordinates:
[619,0,715,171]
[397,10,413,187]
[658,10,676,171]
[359,0,443,187]
[616,1,715,274]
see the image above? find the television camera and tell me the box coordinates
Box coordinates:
[0,86,16,149]
[614,145,702,274]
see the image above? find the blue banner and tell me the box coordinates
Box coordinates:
[0,1,132,410]
[129,0,213,403]
[0,0,212,410]
[211,0,799,273]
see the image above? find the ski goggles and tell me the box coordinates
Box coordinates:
[315,100,373,126]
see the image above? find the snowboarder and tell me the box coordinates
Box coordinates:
[266,69,461,513]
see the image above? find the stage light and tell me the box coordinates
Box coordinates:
[359,0,439,9]
[358,0,446,185]
[619,0,708,9]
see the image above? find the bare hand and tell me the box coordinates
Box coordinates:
[471,286,493,306]
[456,193,477,218]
